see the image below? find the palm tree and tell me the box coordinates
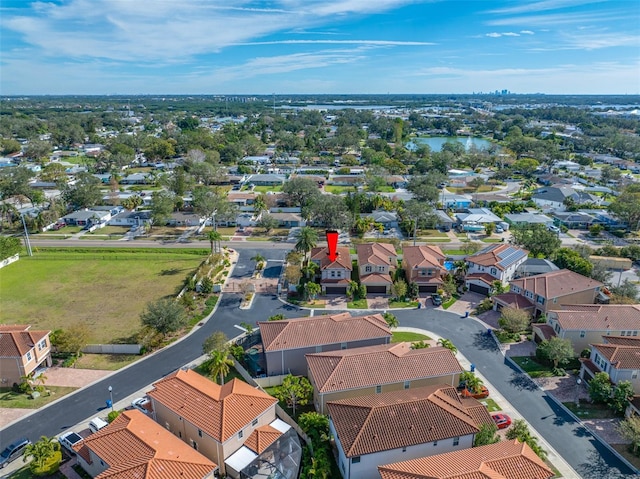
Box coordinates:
[437,338,458,354]
[253,194,267,215]
[460,371,484,394]
[305,281,321,301]
[251,253,266,271]
[382,312,399,329]
[453,260,468,281]
[411,341,430,349]
[207,230,222,254]
[294,226,318,266]
[208,349,234,385]
[301,261,319,281]
[23,436,60,471]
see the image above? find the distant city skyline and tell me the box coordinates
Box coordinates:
[1,0,638,96]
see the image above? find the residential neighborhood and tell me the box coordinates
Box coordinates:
[1,94,639,479]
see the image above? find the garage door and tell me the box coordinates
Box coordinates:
[366,286,387,294]
[418,285,437,293]
[469,283,490,295]
[325,287,347,295]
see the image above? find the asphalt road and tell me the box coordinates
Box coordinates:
[1,247,635,478]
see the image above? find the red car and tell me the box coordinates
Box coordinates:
[492,413,512,429]
[460,385,489,399]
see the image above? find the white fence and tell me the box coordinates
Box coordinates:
[83,344,142,354]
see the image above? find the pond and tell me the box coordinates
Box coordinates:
[408,136,494,152]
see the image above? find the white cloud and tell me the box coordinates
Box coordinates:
[487,10,628,27]
[485,32,520,38]
[234,40,435,46]
[520,30,535,35]
[486,0,603,15]
[486,33,502,38]
[503,32,520,36]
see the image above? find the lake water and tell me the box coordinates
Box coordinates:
[409,136,494,152]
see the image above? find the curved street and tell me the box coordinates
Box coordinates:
[1,247,635,478]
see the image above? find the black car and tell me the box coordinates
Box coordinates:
[0,438,31,468]
[431,293,443,306]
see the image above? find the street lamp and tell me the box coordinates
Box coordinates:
[575,378,582,407]
[108,385,114,412]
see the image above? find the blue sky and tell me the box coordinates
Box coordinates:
[1,0,639,95]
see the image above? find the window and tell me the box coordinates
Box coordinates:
[453,437,460,446]
[191,440,198,451]
[351,456,361,464]
[375,385,382,394]
[402,447,407,452]
[252,419,258,427]
[553,297,558,303]
[378,266,385,273]
[365,265,372,273]
[238,430,243,440]
[433,441,438,446]
[537,296,545,305]
[580,331,586,338]
[404,380,410,390]
[330,270,336,278]
[165,422,170,430]
[634,331,638,337]
[336,271,341,278]
[38,339,47,351]
[26,351,32,361]
[490,268,497,275]
[315,345,322,353]
[341,342,347,350]
[198,429,202,437]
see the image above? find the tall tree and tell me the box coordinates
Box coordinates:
[282,176,320,208]
[498,308,530,333]
[437,338,458,354]
[208,349,234,385]
[294,226,318,266]
[140,298,187,335]
[274,375,313,416]
[536,337,574,369]
[608,184,640,231]
[510,223,561,257]
[207,230,222,254]
[149,190,176,228]
[617,416,640,454]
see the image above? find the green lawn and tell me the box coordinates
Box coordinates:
[389,300,419,309]
[443,249,466,255]
[324,185,358,194]
[511,356,581,378]
[442,296,458,309]
[38,225,84,235]
[192,362,244,383]
[75,354,141,370]
[366,186,396,193]
[479,398,501,412]
[0,248,208,344]
[0,386,77,409]
[563,402,616,419]
[417,229,447,237]
[9,465,66,479]
[86,226,130,235]
[253,185,283,193]
[347,298,368,309]
[392,331,431,342]
[420,238,451,242]
[482,238,503,243]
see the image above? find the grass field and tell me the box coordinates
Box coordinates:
[347,298,368,309]
[0,386,77,409]
[253,185,283,193]
[389,299,419,309]
[0,248,208,344]
[563,401,616,419]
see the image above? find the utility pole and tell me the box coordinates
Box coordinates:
[20,214,33,256]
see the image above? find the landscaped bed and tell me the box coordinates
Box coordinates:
[0,248,208,344]
[0,386,77,409]
[511,356,581,378]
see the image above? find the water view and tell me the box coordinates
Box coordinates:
[408,136,494,152]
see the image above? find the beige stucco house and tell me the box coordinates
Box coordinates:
[402,245,446,294]
[310,245,352,295]
[356,243,398,295]
[0,324,52,386]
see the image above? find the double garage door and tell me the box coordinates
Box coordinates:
[469,283,490,295]
[325,286,347,295]
[418,285,437,293]
[366,286,387,294]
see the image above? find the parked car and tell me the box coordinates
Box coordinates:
[0,438,31,468]
[431,293,443,306]
[460,385,489,399]
[491,413,512,429]
[131,397,151,415]
[88,417,108,434]
[52,223,66,230]
[547,225,560,234]
[58,431,83,455]
[495,225,504,233]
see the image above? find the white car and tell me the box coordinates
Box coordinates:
[131,397,151,414]
[58,431,83,455]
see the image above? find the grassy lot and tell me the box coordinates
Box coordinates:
[442,249,466,255]
[447,185,500,194]
[482,238,503,243]
[479,398,501,412]
[37,226,84,235]
[253,185,283,193]
[347,298,368,309]
[417,229,447,237]
[421,238,451,242]
[511,356,581,378]
[392,331,431,342]
[324,185,358,194]
[563,402,616,419]
[366,186,396,193]
[389,299,419,309]
[0,248,208,344]
[0,386,77,409]
[75,354,141,370]
[300,300,326,308]
[9,466,66,479]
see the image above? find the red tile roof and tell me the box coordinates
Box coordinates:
[310,246,352,270]
[243,425,282,454]
[327,385,481,457]
[466,272,498,286]
[307,343,463,393]
[0,325,49,357]
[604,336,640,346]
[510,269,602,299]
[403,245,445,270]
[591,343,640,370]
[74,410,217,479]
[258,313,391,352]
[360,272,393,284]
[356,243,398,268]
[493,293,534,310]
[148,371,276,443]
[552,305,640,331]
[467,243,528,271]
[378,439,553,479]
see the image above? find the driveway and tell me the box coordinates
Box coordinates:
[367,296,389,309]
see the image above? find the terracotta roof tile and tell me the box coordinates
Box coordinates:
[243,425,282,454]
[403,246,445,270]
[466,273,498,287]
[74,410,217,479]
[307,343,463,393]
[510,269,602,299]
[310,246,352,270]
[356,243,398,268]
[360,272,393,284]
[0,325,49,357]
[258,313,391,352]
[552,305,640,331]
[467,244,528,271]
[604,336,640,346]
[147,371,276,442]
[327,385,480,457]
[591,343,640,370]
[378,440,553,479]
[493,293,534,310]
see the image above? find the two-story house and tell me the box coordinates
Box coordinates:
[310,245,353,295]
[258,312,391,376]
[493,269,603,318]
[306,342,463,414]
[74,410,218,479]
[356,243,398,294]
[464,244,528,296]
[0,325,52,386]
[534,304,640,352]
[147,370,279,477]
[581,336,640,393]
[402,245,446,293]
[328,385,492,479]
[378,440,554,479]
